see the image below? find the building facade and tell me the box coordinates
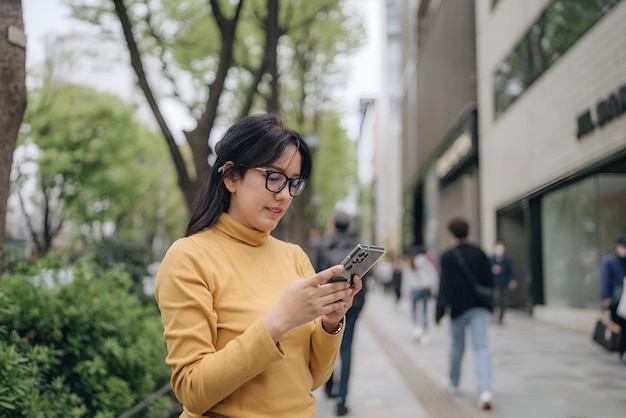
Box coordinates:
[399,0,479,254]
[476,0,626,318]
[391,0,626,327]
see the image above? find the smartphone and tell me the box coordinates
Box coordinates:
[326,244,386,286]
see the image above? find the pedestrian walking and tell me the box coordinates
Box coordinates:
[435,217,494,410]
[600,234,626,365]
[155,114,362,418]
[317,211,363,416]
[392,254,403,306]
[376,256,394,294]
[489,239,517,324]
[404,246,439,343]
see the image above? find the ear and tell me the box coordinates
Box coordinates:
[221,161,237,192]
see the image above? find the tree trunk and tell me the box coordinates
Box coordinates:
[113,0,246,212]
[0,0,27,268]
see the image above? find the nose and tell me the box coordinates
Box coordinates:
[275,183,292,200]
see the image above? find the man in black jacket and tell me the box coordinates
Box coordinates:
[436,217,494,410]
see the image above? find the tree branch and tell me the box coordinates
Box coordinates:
[185,0,246,181]
[111,0,195,208]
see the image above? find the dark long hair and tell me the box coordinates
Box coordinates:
[185,113,312,236]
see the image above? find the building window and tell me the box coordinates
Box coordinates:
[541,172,626,309]
[493,0,622,118]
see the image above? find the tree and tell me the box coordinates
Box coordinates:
[0,0,27,267]
[67,0,364,245]
[14,80,186,255]
[310,113,357,231]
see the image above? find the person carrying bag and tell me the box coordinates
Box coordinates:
[599,234,626,365]
[592,308,622,352]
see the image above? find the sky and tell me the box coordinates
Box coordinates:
[21,0,383,141]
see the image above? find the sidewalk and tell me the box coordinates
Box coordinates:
[315,288,626,418]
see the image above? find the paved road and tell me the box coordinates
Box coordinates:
[315,288,626,418]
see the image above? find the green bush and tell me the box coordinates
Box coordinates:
[0,255,172,417]
[89,237,155,304]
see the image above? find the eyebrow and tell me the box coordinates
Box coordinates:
[264,164,302,178]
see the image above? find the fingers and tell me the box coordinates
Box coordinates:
[313,264,345,286]
[351,275,363,291]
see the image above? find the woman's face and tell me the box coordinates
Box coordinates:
[225,145,302,232]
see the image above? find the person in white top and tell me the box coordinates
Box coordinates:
[403,246,439,343]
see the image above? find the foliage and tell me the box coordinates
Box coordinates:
[13,79,187,255]
[66,0,365,246]
[0,238,31,276]
[494,0,620,116]
[311,113,358,232]
[89,236,154,304]
[0,255,172,417]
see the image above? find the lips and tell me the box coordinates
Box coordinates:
[267,207,283,216]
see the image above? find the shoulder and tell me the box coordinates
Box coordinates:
[159,231,221,271]
[326,232,357,247]
[468,243,488,257]
[440,248,455,263]
[164,233,206,257]
[602,252,620,266]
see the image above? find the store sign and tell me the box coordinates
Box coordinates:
[436,132,473,179]
[577,83,626,139]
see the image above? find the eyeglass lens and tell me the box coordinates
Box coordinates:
[266,171,307,196]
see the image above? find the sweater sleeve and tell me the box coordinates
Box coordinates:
[309,318,343,390]
[155,239,284,415]
[297,248,343,390]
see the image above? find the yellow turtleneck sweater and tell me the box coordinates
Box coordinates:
[155,213,343,418]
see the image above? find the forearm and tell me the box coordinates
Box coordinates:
[309,318,343,389]
[168,318,283,414]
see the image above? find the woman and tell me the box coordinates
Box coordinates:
[155,113,361,418]
[404,246,439,343]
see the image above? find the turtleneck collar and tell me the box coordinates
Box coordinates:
[213,212,271,247]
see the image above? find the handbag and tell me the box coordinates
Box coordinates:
[616,276,626,319]
[592,310,621,352]
[452,248,493,306]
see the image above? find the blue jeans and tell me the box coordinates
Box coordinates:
[449,307,491,393]
[325,304,362,403]
[411,289,430,329]
[494,282,508,322]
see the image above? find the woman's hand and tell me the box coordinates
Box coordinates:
[263,265,360,343]
[321,275,362,331]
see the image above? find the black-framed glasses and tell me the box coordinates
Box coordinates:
[251,167,308,197]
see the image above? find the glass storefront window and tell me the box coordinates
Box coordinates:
[598,173,626,254]
[542,176,599,309]
[542,172,626,309]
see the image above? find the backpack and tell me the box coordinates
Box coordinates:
[318,233,357,270]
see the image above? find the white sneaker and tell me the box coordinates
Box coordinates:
[441,378,459,395]
[411,326,424,342]
[477,391,493,410]
[419,331,430,345]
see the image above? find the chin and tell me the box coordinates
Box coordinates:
[255,219,280,233]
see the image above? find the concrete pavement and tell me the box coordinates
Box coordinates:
[315,287,626,418]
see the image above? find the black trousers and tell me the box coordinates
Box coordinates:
[609,303,626,356]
